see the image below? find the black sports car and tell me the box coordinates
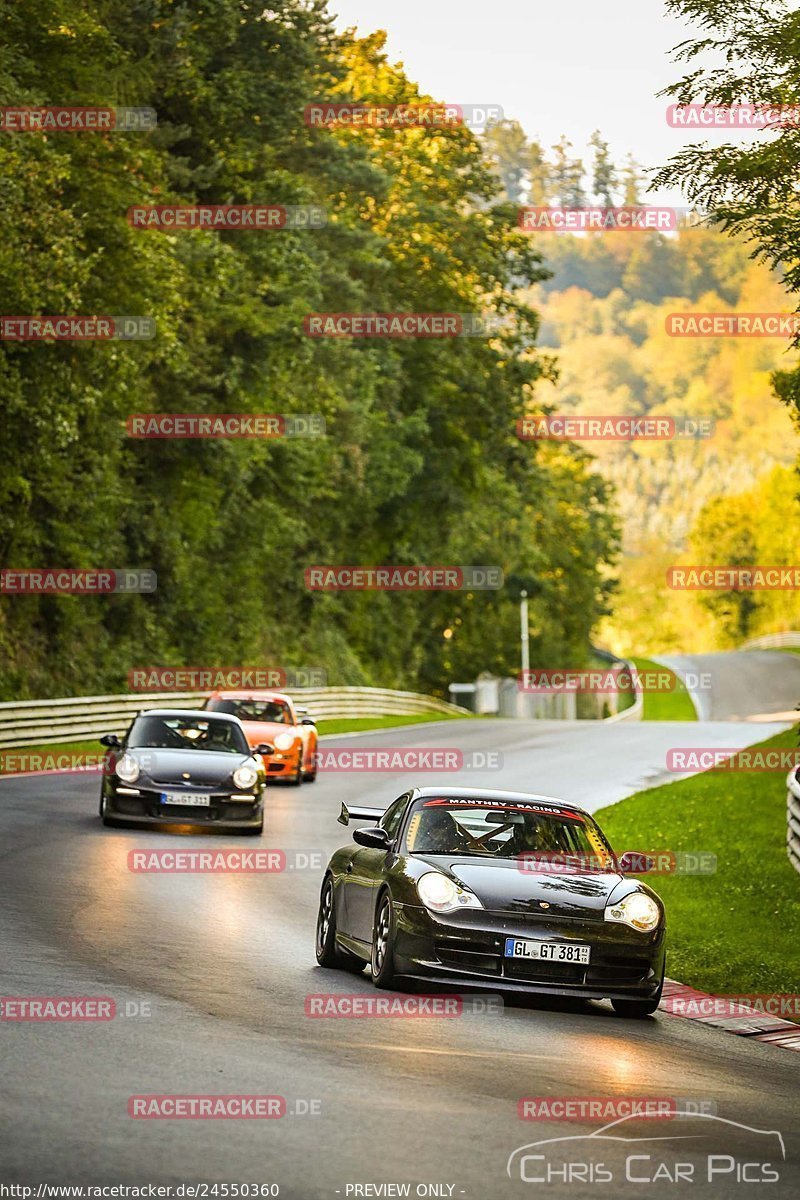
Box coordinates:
[99,708,269,834]
[315,787,666,1017]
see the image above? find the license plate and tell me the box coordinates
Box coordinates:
[504,937,591,965]
[160,792,211,807]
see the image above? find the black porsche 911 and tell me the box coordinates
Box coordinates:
[98,709,269,834]
[315,787,666,1017]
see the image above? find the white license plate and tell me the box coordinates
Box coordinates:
[504,938,591,965]
[160,792,211,807]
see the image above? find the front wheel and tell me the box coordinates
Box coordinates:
[99,793,119,827]
[370,892,397,988]
[240,819,264,836]
[611,986,662,1018]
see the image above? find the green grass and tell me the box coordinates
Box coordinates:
[0,738,108,771]
[316,711,474,736]
[599,728,800,996]
[630,656,698,721]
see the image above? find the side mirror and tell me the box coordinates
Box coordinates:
[256,743,275,756]
[618,851,655,874]
[99,734,121,749]
[353,826,390,850]
[300,717,316,726]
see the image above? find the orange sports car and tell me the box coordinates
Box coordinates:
[204,691,318,785]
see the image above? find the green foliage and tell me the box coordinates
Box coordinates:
[0,1,618,699]
[655,0,800,442]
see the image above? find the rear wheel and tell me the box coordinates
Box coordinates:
[370,892,397,988]
[315,878,366,972]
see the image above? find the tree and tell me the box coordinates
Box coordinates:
[550,136,587,208]
[620,153,643,205]
[653,0,800,426]
[589,130,618,206]
[0,2,619,698]
[527,138,552,205]
[483,118,529,203]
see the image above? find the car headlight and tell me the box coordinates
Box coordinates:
[605,892,661,932]
[274,732,296,752]
[416,871,483,913]
[115,754,140,784]
[233,762,258,790]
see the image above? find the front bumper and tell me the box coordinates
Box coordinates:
[103,784,263,829]
[260,751,301,780]
[392,904,665,1001]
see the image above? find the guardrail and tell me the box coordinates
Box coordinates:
[787,771,800,876]
[741,631,800,650]
[0,688,470,750]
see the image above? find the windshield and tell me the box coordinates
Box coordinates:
[404,798,615,867]
[128,715,249,755]
[207,697,291,724]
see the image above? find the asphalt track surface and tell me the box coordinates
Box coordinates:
[1,652,799,1197]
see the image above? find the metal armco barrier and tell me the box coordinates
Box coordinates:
[741,631,800,650]
[787,770,800,876]
[0,687,470,750]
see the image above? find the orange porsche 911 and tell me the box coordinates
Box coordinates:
[204,691,318,785]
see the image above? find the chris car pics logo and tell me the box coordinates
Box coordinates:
[507,1112,785,1185]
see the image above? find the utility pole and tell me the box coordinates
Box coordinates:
[520,589,529,683]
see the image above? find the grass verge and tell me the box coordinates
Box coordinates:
[630,656,698,721]
[599,727,799,996]
[316,712,473,736]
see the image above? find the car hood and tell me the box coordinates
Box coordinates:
[413,854,625,919]
[239,720,298,744]
[128,748,249,786]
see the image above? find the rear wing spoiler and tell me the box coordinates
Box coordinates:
[338,803,384,826]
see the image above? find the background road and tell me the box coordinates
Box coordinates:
[654,650,800,722]
[1,651,798,1197]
